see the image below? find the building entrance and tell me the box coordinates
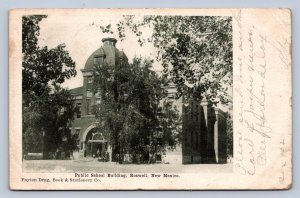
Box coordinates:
[84,128,108,159]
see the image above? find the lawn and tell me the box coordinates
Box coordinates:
[23,159,233,173]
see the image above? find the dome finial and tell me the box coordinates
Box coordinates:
[102,37,117,47]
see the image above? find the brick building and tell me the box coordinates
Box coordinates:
[69,37,127,160]
[69,37,229,164]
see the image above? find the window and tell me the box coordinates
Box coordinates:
[96,98,101,104]
[86,99,92,115]
[75,129,80,135]
[94,56,103,66]
[87,76,93,84]
[167,93,175,99]
[59,107,65,115]
[95,89,100,97]
[76,103,81,118]
[86,90,93,98]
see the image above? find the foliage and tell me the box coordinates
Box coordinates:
[92,57,181,163]
[99,16,233,162]
[106,16,233,106]
[22,15,77,158]
[22,15,77,106]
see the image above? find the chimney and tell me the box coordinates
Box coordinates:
[102,37,117,47]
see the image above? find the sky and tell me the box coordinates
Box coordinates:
[38,14,160,89]
[37,14,232,111]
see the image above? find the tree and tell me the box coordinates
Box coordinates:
[22,15,77,159]
[114,16,232,106]
[92,57,181,163]
[102,15,233,162]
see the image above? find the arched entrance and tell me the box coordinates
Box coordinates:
[82,127,110,161]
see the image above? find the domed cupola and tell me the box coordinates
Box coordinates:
[82,37,127,71]
[80,37,128,116]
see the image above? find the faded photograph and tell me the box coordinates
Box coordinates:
[22,14,233,173]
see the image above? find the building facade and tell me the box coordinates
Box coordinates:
[69,37,229,164]
[69,37,126,160]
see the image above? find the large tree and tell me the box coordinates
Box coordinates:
[92,57,181,163]
[22,15,77,159]
[114,16,232,106]
[101,15,233,161]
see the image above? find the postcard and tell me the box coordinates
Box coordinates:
[9,8,292,190]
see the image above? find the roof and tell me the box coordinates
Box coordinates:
[84,40,128,70]
[69,86,83,95]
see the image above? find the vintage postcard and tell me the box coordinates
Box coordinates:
[9,8,292,190]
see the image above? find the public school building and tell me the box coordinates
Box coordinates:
[69,37,229,164]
